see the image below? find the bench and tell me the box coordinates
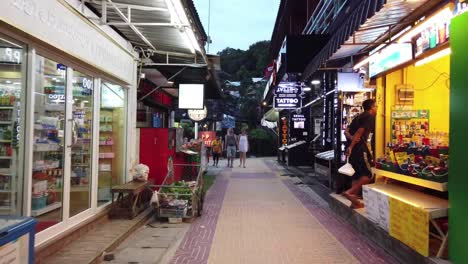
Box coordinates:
[109,181,151,219]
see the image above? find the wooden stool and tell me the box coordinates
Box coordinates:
[109,181,150,219]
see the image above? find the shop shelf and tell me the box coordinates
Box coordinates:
[31,201,62,217]
[0,121,13,124]
[0,156,12,160]
[373,168,448,192]
[0,106,14,110]
[0,140,12,143]
[0,190,14,193]
[53,186,89,192]
[0,206,10,210]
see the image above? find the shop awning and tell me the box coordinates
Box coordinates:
[302,0,445,80]
[261,118,277,129]
[263,108,279,122]
[85,0,207,65]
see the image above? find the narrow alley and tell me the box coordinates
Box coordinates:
[168,158,396,264]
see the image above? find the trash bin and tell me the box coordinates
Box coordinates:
[0,216,36,264]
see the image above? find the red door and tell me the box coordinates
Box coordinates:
[139,128,175,186]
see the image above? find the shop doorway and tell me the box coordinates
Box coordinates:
[31,56,96,232]
[0,35,26,218]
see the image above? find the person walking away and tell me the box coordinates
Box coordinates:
[211,135,223,167]
[224,128,238,168]
[238,128,249,168]
[344,99,376,209]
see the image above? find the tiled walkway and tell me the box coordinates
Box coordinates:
[171,158,398,264]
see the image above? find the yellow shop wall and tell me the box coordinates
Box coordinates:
[376,55,450,158]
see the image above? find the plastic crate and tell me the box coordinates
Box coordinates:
[159,207,187,218]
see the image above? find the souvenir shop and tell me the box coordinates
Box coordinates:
[336,2,468,262]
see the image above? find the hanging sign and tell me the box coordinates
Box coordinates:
[273,82,304,109]
[274,82,302,95]
[188,106,207,122]
[274,97,301,109]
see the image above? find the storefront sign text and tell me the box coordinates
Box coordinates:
[4,0,135,84]
[274,97,301,109]
[291,114,306,122]
[281,118,288,145]
[0,48,22,64]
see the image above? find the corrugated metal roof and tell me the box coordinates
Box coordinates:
[86,0,206,64]
[303,0,444,80]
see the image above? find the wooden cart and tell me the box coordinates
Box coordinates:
[151,161,205,219]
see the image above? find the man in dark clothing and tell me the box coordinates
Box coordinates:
[344,99,377,208]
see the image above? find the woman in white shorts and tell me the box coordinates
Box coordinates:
[238,128,249,168]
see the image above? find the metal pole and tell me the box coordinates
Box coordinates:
[207,0,211,53]
[194,122,199,139]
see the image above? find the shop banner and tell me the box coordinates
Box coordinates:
[389,197,429,257]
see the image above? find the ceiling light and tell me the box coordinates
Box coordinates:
[5,80,11,84]
[415,48,451,67]
[303,87,312,92]
[353,57,372,70]
[311,80,320,85]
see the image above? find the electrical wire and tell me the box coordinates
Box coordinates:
[414,72,449,91]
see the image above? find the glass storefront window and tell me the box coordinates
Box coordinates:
[70,71,93,217]
[0,36,25,216]
[32,55,66,232]
[98,82,126,206]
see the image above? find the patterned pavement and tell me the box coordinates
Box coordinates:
[170,158,398,264]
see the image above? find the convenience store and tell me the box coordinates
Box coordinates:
[0,0,139,247]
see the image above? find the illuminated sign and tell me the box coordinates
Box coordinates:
[280,118,288,146]
[273,82,304,109]
[292,114,306,129]
[292,114,306,122]
[188,107,207,121]
[199,131,216,147]
[274,97,302,109]
[369,44,413,77]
